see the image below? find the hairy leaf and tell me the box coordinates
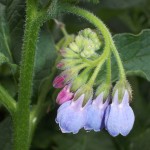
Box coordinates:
[113,29,150,81]
[97,29,150,84]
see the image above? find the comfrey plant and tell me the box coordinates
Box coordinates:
[1,0,145,149]
[53,24,135,136]
[53,30,135,135]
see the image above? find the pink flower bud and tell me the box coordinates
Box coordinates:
[56,62,64,69]
[53,75,66,88]
[56,85,74,105]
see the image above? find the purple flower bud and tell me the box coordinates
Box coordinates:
[53,75,66,88]
[84,93,109,131]
[105,90,135,137]
[56,85,74,105]
[56,95,87,134]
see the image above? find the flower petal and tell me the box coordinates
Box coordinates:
[121,90,129,106]
[85,105,105,131]
[119,105,135,136]
[59,107,85,134]
[105,105,120,137]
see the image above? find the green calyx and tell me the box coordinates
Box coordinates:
[71,68,91,92]
[95,83,111,99]
[112,80,132,102]
[74,84,93,105]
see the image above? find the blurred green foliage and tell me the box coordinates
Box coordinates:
[0,0,150,150]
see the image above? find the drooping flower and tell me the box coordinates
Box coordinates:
[56,95,88,134]
[56,84,74,105]
[105,90,135,137]
[84,93,109,131]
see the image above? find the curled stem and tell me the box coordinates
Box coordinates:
[59,4,111,85]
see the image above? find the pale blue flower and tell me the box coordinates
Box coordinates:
[84,93,109,131]
[105,90,135,137]
[56,95,87,134]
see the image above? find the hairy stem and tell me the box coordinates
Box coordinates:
[59,4,126,83]
[59,5,111,85]
[111,42,126,81]
[106,54,111,85]
[13,1,41,149]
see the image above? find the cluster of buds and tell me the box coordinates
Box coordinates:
[53,28,135,136]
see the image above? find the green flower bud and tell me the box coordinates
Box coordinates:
[57,58,82,70]
[79,28,92,38]
[60,48,79,58]
[71,68,91,91]
[69,42,80,53]
[79,28,101,51]
[75,35,84,51]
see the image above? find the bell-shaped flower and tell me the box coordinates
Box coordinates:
[105,90,135,137]
[56,95,88,134]
[56,85,74,105]
[84,93,109,131]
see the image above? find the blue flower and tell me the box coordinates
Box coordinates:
[84,93,109,131]
[105,90,135,137]
[56,95,88,134]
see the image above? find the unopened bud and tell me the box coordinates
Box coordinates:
[60,48,79,58]
[56,85,74,105]
[71,69,91,92]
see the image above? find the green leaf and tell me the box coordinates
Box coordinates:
[35,30,56,77]
[61,0,100,4]
[129,128,150,150]
[5,0,25,64]
[0,4,12,62]
[0,0,6,5]
[101,0,147,9]
[0,52,17,76]
[113,29,150,81]
[52,131,116,150]
[33,30,57,99]
[97,29,150,85]
[0,117,12,150]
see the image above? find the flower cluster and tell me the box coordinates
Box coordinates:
[53,28,135,136]
[55,89,134,136]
